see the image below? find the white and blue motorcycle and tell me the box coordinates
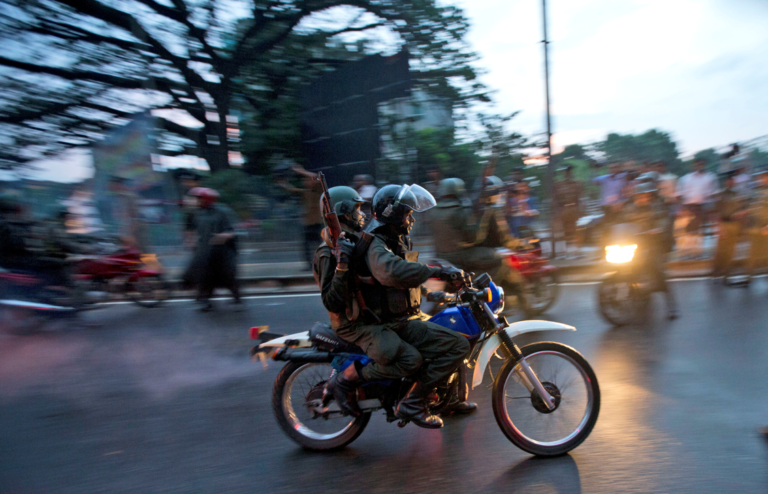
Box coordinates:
[251,273,600,457]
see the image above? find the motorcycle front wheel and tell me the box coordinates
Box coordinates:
[272,361,370,451]
[597,275,649,326]
[492,342,600,457]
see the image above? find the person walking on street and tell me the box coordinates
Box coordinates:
[593,163,627,249]
[185,188,242,312]
[676,158,717,257]
[744,169,768,285]
[711,171,749,283]
[277,164,323,271]
[554,165,583,258]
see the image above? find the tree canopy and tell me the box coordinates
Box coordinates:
[0,0,488,173]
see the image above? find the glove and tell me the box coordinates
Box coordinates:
[334,238,355,265]
[439,265,467,290]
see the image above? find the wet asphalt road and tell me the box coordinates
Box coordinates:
[2,279,768,493]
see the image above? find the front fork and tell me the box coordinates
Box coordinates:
[481,302,556,411]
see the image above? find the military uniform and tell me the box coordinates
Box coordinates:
[621,200,672,294]
[747,186,768,277]
[432,199,525,292]
[712,188,748,278]
[555,178,583,242]
[327,233,469,387]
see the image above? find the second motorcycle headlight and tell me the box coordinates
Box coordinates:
[605,244,637,264]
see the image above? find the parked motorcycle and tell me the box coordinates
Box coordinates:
[597,223,653,326]
[73,247,169,308]
[251,272,600,456]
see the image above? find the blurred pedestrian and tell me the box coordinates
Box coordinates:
[593,163,627,246]
[353,174,377,219]
[422,165,443,197]
[184,188,241,312]
[654,161,678,207]
[711,171,749,282]
[744,169,768,285]
[554,165,583,258]
[676,158,717,255]
[276,164,323,271]
[733,165,751,195]
[507,181,539,238]
[107,176,148,252]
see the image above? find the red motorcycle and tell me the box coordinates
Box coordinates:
[498,239,559,318]
[74,247,169,308]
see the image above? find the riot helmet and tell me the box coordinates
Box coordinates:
[319,186,366,231]
[436,178,466,208]
[368,184,436,235]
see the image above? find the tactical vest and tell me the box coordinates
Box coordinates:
[356,233,422,320]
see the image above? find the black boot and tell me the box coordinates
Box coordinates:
[323,365,362,417]
[396,382,444,429]
[442,395,478,415]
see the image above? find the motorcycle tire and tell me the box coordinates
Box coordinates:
[126,275,170,308]
[492,341,600,457]
[272,361,371,451]
[597,275,649,326]
[521,272,560,318]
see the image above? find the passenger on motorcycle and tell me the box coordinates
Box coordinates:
[320,184,473,429]
[432,177,526,315]
[621,182,678,320]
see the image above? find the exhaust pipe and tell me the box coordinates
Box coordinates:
[273,348,353,363]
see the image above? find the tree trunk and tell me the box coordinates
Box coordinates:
[200,94,231,173]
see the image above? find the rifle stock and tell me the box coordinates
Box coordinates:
[316,172,342,247]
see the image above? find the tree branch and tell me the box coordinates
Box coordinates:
[0,55,147,89]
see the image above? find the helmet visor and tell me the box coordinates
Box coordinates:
[395,184,437,212]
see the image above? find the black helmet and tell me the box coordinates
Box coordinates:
[319,186,366,230]
[368,184,436,233]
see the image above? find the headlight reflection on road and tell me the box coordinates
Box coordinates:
[605,244,637,264]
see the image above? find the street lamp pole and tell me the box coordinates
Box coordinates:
[541,0,556,258]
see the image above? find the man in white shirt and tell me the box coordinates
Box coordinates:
[654,161,678,206]
[676,158,717,236]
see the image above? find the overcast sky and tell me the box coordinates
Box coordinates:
[457,0,768,155]
[16,0,768,182]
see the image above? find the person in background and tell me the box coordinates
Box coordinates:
[593,163,626,247]
[178,171,202,248]
[422,165,443,198]
[276,164,323,271]
[554,165,583,258]
[185,187,241,312]
[353,174,377,219]
[508,181,539,238]
[733,165,751,196]
[654,161,678,208]
[107,176,148,252]
[711,171,749,283]
[676,158,717,257]
[744,169,768,285]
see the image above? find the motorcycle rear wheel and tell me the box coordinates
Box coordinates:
[272,361,370,451]
[522,272,560,318]
[492,342,600,457]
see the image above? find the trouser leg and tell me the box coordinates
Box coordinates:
[712,222,739,277]
[747,232,768,277]
[397,319,470,388]
[339,324,423,382]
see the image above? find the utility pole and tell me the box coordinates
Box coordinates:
[541,0,556,258]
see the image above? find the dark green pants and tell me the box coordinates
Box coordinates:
[336,316,470,387]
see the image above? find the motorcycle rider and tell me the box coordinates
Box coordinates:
[432,177,526,314]
[621,182,678,320]
[323,184,473,429]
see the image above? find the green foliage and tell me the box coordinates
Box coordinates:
[692,148,721,172]
[201,169,268,219]
[596,129,683,174]
[412,128,481,184]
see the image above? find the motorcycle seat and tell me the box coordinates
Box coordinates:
[309,322,364,354]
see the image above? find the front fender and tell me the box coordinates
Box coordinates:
[471,320,575,389]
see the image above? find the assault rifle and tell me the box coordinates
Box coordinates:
[316,172,342,248]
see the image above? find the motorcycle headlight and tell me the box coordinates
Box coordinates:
[488,283,505,314]
[605,244,637,264]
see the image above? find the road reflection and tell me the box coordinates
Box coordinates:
[482,455,581,494]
